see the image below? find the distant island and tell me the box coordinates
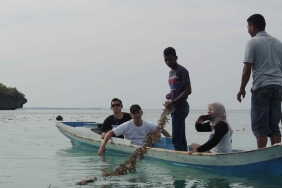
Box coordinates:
[0,83,27,110]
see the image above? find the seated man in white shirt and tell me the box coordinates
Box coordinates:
[98,104,171,155]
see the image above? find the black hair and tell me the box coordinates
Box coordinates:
[111,98,122,105]
[247,14,266,30]
[56,115,63,121]
[163,47,177,57]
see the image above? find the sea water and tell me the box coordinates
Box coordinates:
[1,108,282,188]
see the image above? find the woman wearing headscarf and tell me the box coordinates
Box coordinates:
[188,102,233,154]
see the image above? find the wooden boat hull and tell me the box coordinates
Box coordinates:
[56,121,282,176]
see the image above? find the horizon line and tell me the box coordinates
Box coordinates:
[21,107,250,110]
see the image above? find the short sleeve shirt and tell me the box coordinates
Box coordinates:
[168,64,190,110]
[244,31,282,90]
[113,120,157,146]
[100,112,132,133]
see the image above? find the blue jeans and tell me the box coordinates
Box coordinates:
[171,106,189,151]
[251,85,282,138]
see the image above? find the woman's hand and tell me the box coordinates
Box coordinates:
[188,150,197,155]
[196,116,204,124]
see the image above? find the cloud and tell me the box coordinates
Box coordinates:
[1,0,282,109]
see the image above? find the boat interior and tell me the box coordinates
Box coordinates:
[60,121,243,152]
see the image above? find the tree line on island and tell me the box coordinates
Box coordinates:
[0,83,27,110]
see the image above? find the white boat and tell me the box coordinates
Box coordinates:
[56,120,282,176]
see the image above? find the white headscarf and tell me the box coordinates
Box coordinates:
[208,102,233,135]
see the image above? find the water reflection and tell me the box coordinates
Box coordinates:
[56,145,282,188]
[185,178,232,188]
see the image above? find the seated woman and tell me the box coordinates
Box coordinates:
[188,102,233,154]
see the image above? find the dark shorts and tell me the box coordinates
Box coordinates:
[251,85,282,138]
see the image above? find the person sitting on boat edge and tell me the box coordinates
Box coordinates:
[188,102,233,155]
[98,104,171,155]
[100,98,132,139]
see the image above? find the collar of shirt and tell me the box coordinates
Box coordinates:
[256,31,267,36]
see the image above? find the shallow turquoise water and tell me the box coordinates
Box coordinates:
[1,108,282,187]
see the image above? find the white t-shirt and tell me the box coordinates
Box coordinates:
[112,119,157,146]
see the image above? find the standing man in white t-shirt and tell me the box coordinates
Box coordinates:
[237,14,282,148]
[98,104,171,155]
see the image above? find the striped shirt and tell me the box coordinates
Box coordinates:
[244,31,282,90]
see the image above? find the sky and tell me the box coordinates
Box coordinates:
[1,0,282,110]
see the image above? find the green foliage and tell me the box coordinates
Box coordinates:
[0,83,25,99]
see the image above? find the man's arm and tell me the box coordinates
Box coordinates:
[101,132,107,139]
[100,116,112,138]
[237,63,252,103]
[100,116,110,131]
[98,130,115,155]
[165,93,171,100]
[166,82,191,109]
[161,129,171,137]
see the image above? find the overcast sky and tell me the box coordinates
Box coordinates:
[1,0,282,110]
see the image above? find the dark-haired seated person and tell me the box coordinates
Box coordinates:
[188,102,233,154]
[56,115,63,121]
[100,98,132,139]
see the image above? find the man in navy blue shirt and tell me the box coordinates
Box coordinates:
[100,98,132,139]
[163,47,192,151]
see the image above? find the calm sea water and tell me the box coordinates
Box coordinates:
[1,108,282,188]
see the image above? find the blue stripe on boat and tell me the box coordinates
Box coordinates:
[63,121,102,128]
